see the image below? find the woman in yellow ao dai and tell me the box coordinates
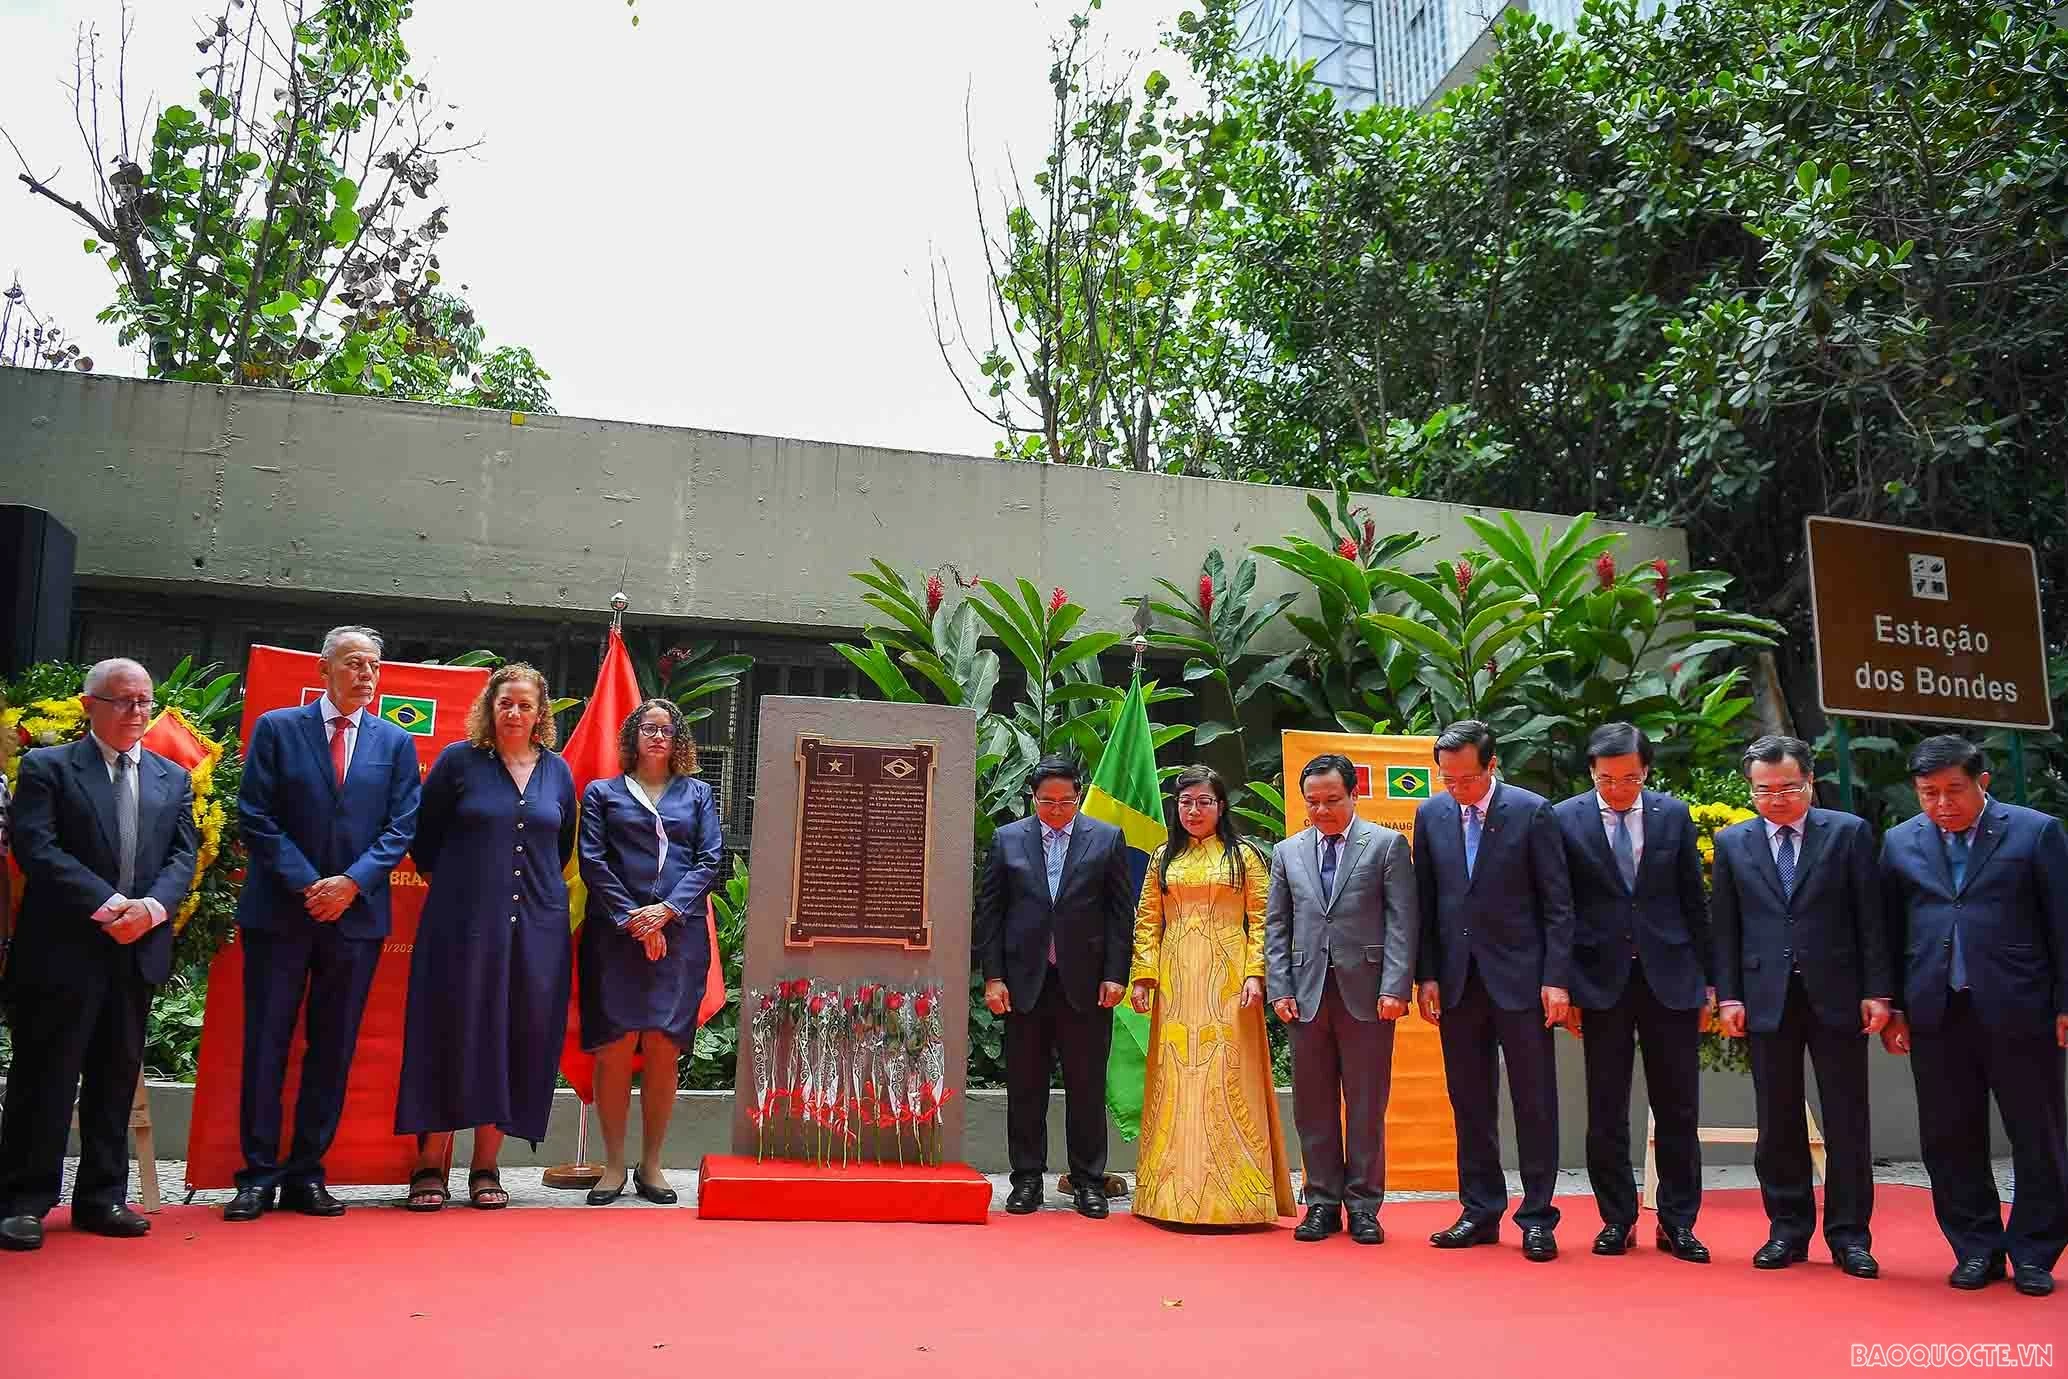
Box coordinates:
[1127,765,1297,1225]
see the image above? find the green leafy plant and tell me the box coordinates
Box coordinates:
[681,852,749,1090]
[144,961,211,1080]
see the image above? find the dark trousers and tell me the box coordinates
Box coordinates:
[1747,973,1873,1250]
[1440,963,1561,1230]
[1910,990,2068,1270]
[1004,966,1112,1185]
[0,955,151,1217]
[237,926,381,1190]
[1582,958,1701,1232]
[1289,970,1396,1209]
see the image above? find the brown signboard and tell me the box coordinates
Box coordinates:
[786,737,935,949]
[1806,516,2052,731]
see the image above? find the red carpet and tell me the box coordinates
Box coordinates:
[1,1187,2058,1378]
[697,1153,991,1222]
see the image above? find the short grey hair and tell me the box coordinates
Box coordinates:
[83,657,151,695]
[320,625,385,659]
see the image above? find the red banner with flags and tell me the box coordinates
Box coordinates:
[184,647,489,1189]
[557,627,727,1102]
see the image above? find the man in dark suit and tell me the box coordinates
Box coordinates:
[1265,753,1419,1244]
[1712,734,1889,1278]
[1,659,196,1252]
[1879,735,2068,1297]
[975,755,1132,1218]
[227,626,420,1222]
[1414,720,1574,1261]
[1556,722,1715,1263]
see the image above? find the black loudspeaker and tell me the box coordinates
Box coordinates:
[0,504,77,677]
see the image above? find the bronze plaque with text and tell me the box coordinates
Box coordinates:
[786,737,935,949]
[1806,516,2052,730]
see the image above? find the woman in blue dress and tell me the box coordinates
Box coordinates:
[396,663,576,1210]
[576,697,723,1205]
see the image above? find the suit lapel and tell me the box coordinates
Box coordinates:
[1630,794,1668,894]
[136,751,172,850]
[299,701,342,804]
[1024,818,1054,909]
[1790,809,1829,896]
[1327,818,1373,912]
[73,735,121,860]
[1913,819,1956,897]
[1960,803,2012,894]
[1467,784,1509,893]
[1290,826,1322,905]
[1576,795,1623,894]
[1743,819,1787,906]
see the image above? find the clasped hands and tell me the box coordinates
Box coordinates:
[1131,976,1268,1015]
[1267,991,1409,1023]
[92,894,159,945]
[1413,981,1576,1030]
[302,875,360,922]
[625,903,674,962]
[1715,997,1891,1041]
[984,978,1126,1015]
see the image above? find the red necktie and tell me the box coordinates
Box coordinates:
[330,715,349,786]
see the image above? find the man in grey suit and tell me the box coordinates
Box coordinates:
[1265,753,1419,1244]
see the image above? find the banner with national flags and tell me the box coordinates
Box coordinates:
[557,626,727,1103]
[1080,673,1166,1140]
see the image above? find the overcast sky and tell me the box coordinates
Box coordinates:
[0,0,1182,456]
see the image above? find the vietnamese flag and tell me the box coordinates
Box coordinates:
[557,626,727,1101]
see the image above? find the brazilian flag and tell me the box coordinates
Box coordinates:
[1386,764,1432,800]
[377,694,437,736]
[1080,673,1165,1139]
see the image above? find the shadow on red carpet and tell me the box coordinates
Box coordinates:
[0,1186,2057,1378]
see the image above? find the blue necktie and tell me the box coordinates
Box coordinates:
[1044,827,1065,901]
[1463,804,1481,879]
[1320,833,1342,899]
[1947,830,1970,990]
[1611,808,1637,892]
[1775,825,1797,902]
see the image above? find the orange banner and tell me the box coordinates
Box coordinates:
[185,648,490,1189]
[1279,730,1456,1191]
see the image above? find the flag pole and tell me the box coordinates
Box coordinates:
[541,586,632,1192]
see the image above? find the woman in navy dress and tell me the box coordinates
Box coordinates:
[396,663,576,1209]
[576,697,723,1205]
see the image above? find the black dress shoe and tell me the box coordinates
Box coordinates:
[1430,1215,1499,1248]
[0,1214,44,1251]
[1072,1185,1110,1219]
[585,1171,627,1207]
[632,1167,678,1206]
[1753,1238,1810,1269]
[1655,1225,1711,1263]
[1949,1254,2007,1290]
[73,1203,150,1237]
[1004,1180,1042,1215]
[279,1182,346,1217]
[2013,1265,2054,1297]
[1521,1226,1558,1262]
[223,1186,272,1222]
[1593,1223,1636,1255]
[1293,1204,1342,1242]
[1347,1209,1384,1245]
[1834,1245,1879,1278]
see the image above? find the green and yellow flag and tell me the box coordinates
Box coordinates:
[1080,673,1165,1139]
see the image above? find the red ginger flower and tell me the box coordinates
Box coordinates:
[1651,557,1670,601]
[1595,552,1617,589]
[1362,516,1376,551]
[1198,572,1215,616]
[1452,560,1474,597]
[1337,537,1359,561]
[1048,587,1068,613]
[925,573,944,618]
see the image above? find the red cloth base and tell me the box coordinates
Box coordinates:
[695,1153,990,1223]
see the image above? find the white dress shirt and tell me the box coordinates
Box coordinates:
[1597,790,1645,870]
[89,730,166,929]
[320,695,366,779]
[1763,814,1802,861]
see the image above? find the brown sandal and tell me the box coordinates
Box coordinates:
[405,1168,448,1212]
[467,1168,509,1210]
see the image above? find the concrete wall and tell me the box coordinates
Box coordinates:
[0,370,1687,641]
